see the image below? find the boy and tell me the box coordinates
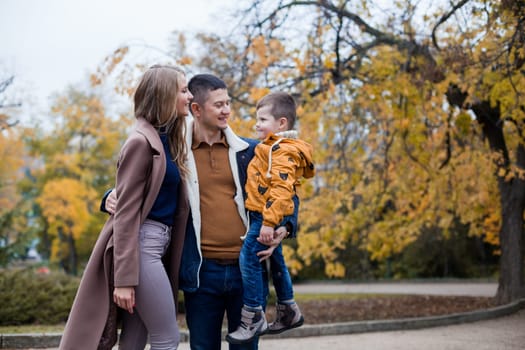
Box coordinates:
[226,92,315,344]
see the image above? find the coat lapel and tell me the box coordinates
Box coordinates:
[135,118,166,219]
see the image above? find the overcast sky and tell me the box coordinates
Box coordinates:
[0,0,233,119]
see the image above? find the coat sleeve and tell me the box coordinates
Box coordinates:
[113,134,153,287]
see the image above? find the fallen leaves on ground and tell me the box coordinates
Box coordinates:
[265,295,496,324]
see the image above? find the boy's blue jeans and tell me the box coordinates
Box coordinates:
[240,211,294,308]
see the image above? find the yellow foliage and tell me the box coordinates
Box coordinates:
[294,57,308,75]
[179,56,193,65]
[91,46,130,87]
[483,212,500,248]
[249,87,271,104]
[36,178,97,263]
[281,244,303,276]
[323,53,336,70]
[23,88,131,270]
[455,112,472,135]
[325,262,345,278]
[37,178,96,236]
[0,127,25,213]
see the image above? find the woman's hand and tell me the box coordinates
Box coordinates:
[113,287,135,314]
[257,243,277,262]
[106,190,117,214]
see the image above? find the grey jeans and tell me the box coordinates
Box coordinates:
[119,219,180,350]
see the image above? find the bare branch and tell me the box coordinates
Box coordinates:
[0,119,19,131]
[0,76,15,94]
[431,0,470,51]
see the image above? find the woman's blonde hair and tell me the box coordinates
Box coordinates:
[134,64,189,178]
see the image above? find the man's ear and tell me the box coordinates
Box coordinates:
[190,102,200,117]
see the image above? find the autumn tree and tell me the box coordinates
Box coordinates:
[0,74,32,266]
[23,87,130,274]
[0,123,30,266]
[36,178,96,275]
[219,0,524,303]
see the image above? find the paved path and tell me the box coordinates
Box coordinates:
[293,280,498,297]
[178,309,525,350]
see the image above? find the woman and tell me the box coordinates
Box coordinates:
[59,64,192,350]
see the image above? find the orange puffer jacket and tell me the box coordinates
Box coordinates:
[244,131,315,227]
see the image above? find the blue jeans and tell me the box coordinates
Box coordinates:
[240,212,294,308]
[184,258,263,350]
[268,241,294,302]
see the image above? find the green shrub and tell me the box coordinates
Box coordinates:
[0,268,80,325]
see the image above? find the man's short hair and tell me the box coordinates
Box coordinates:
[188,74,227,106]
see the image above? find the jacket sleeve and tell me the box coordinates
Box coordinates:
[277,195,299,238]
[238,137,258,201]
[113,135,153,287]
[262,148,298,227]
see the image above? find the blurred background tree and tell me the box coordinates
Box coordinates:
[19,88,130,275]
[0,75,32,266]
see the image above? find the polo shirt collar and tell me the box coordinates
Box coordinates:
[191,131,229,149]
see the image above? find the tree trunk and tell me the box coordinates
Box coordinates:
[67,232,78,276]
[497,183,525,303]
[471,102,525,304]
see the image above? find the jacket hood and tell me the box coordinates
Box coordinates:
[264,131,315,179]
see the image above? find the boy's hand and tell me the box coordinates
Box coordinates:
[259,225,274,244]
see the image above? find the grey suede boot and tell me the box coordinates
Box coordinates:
[226,306,268,344]
[267,302,304,334]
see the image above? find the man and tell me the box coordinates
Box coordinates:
[179,73,261,350]
[181,74,300,349]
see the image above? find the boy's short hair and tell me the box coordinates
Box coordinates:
[256,92,297,129]
[188,74,227,106]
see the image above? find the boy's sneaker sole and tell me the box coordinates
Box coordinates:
[266,316,304,335]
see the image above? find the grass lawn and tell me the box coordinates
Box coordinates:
[0,324,65,334]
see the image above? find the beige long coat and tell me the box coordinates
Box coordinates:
[59,118,189,350]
